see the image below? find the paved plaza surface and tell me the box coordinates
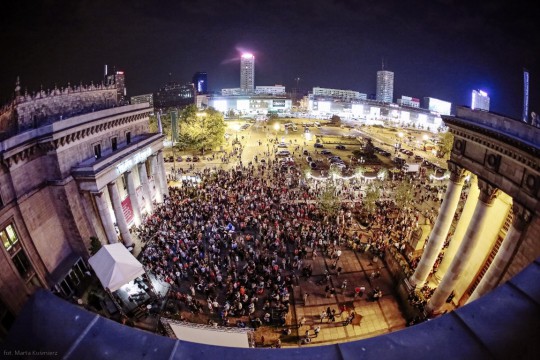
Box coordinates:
[289,246,407,346]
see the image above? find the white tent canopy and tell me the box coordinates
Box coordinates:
[88,243,145,292]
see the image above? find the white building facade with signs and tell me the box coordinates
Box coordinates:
[209,95,292,116]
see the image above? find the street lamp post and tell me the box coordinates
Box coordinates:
[273,123,280,140]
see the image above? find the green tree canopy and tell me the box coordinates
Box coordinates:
[394,180,414,208]
[176,105,226,153]
[148,112,172,138]
[317,182,341,218]
[438,131,454,159]
[330,115,341,125]
[363,183,380,215]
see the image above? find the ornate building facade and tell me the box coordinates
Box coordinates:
[0,79,166,336]
[409,106,540,312]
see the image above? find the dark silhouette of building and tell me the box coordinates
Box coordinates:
[153,82,195,110]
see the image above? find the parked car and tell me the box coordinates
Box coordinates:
[192,156,200,162]
[331,162,347,170]
[303,149,310,156]
[306,156,313,163]
[415,155,424,161]
[185,157,192,162]
[278,142,288,148]
[320,149,332,155]
[309,162,318,169]
[314,143,324,148]
[276,150,291,156]
[176,156,183,162]
[335,145,346,150]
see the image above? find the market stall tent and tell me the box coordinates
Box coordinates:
[88,243,145,292]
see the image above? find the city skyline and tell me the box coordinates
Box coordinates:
[1,0,539,120]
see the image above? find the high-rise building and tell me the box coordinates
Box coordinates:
[471,89,490,111]
[376,70,394,103]
[240,53,255,94]
[192,72,208,95]
[153,82,195,110]
[105,68,127,104]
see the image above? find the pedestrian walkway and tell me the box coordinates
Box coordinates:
[291,246,407,346]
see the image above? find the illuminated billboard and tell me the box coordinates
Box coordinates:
[213,100,228,113]
[237,99,250,110]
[369,107,380,118]
[425,97,452,115]
[351,104,364,115]
[273,99,286,107]
[318,101,331,112]
[400,111,410,122]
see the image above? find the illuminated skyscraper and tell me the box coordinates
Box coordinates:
[192,72,208,95]
[376,70,394,103]
[240,53,255,93]
[471,89,490,111]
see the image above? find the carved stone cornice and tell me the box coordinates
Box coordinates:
[446,122,539,172]
[511,202,532,232]
[477,178,499,206]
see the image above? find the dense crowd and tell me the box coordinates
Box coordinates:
[136,147,448,332]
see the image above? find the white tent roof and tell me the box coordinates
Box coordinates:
[88,243,145,292]
[164,320,250,348]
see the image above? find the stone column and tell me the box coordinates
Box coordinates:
[409,162,467,287]
[156,150,169,198]
[125,169,142,227]
[426,178,499,314]
[93,190,118,244]
[138,161,153,214]
[107,181,134,247]
[149,154,163,203]
[467,202,531,303]
[433,175,480,282]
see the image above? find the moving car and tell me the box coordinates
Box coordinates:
[278,142,288,148]
[314,143,324,148]
[335,145,346,150]
[320,149,332,155]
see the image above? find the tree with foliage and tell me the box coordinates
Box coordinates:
[330,115,341,125]
[438,131,454,159]
[176,105,226,153]
[394,180,414,208]
[148,112,172,138]
[363,183,380,215]
[317,182,341,219]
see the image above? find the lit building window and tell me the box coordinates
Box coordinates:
[1,224,37,282]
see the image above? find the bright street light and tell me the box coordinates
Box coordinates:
[273,123,280,131]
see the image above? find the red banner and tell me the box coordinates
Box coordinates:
[121,197,134,226]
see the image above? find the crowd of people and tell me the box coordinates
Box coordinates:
[132,127,449,344]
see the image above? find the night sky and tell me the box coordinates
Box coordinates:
[1,0,539,119]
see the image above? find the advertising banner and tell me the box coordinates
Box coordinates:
[121,197,134,226]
